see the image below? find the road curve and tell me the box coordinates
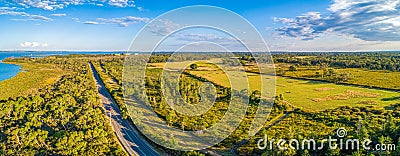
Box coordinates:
[89,62,160,156]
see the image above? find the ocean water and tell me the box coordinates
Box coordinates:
[0,51,123,82]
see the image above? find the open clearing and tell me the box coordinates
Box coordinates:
[276,78,399,111]
[282,67,400,90]
[149,61,400,111]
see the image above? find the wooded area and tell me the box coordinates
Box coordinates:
[0,57,125,155]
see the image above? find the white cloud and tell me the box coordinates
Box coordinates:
[275,0,400,41]
[0,7,53,21]
[51,13,67,17]
[29,15,53,21]
[72,17,80,22]
[20,42,48,48]
[0,7,29,16]
[108,0,134,7]
[176,33,238,43]
[6,0,136,11]
[84,21,100,25]
[148,19,184,36]
[83,16,149,26]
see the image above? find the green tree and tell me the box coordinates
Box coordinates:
[190,63,198,70]
[289,65,297,71]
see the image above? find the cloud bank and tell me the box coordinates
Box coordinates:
[51,13,67,17]
[4,0,135,10]
[148,19,184,36]
[176,33,238,43]
[20,42,48,48]
[275,0,400,41]
[84,16,149,26]
[0,7,52,21]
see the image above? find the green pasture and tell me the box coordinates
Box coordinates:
[283,68,400,90]
[183,62,400,111]
[276,78,400,111]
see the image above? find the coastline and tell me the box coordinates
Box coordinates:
[0,59,21,83]
[0,60,66,100]
[0,51,122,83]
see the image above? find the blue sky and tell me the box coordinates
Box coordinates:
[0,0,399,52]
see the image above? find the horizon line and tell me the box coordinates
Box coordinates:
[1,50,400,53]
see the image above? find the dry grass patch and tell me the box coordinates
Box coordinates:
[358,100,378,105]
[310,90,381,102]
[314,87,335,92]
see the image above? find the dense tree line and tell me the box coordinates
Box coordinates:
[273,52,400,71]
[235,104,400,156]
[0,57,125,155]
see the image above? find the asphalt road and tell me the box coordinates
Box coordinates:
[89,62,160,156]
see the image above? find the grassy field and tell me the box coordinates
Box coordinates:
[276,78,400,111]
[0,62,66,100]
[341,69,400,89]
[150,61,400,111]
[188,71,400,111]
[282,67,400,90]
[149,61,272,92]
